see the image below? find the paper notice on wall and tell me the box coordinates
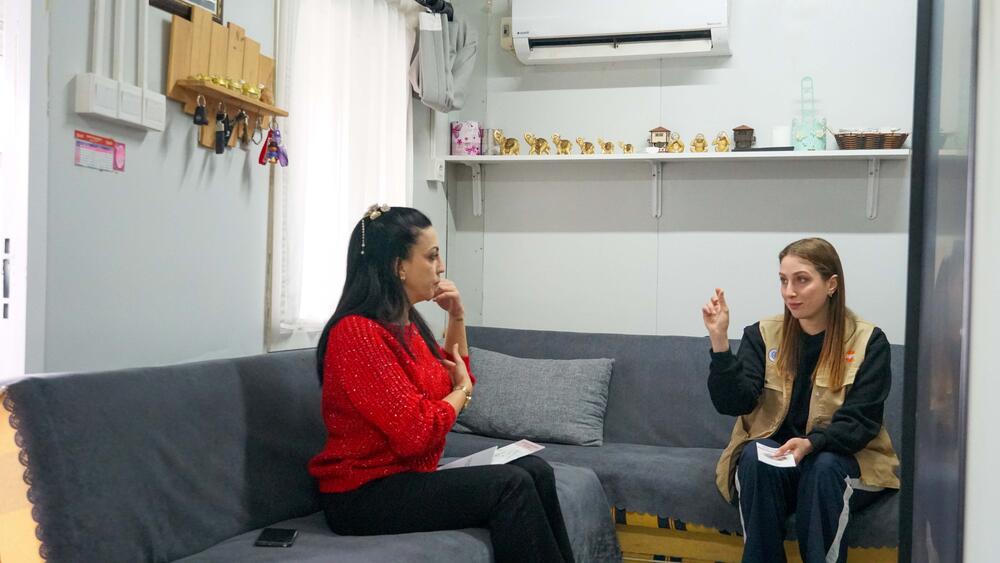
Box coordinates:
[74,130,124,173]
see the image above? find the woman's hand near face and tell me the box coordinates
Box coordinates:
[702,288,731,352]
[432,278,464,317]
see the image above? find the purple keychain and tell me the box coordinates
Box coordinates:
[258,124,289,166]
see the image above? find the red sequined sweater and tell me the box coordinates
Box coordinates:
[308,314,474,493]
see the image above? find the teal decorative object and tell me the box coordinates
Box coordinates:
[791,77,827,151]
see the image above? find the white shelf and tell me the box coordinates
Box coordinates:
[444,149,910,219]
[444,148,909,165]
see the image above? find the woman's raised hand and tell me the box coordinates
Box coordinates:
[702,288,731,352]
[432,278,464,318]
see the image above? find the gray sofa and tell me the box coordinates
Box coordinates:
[2,350,619,562]
[445,326,903,550]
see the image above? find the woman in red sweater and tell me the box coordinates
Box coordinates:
[309,205,574,563]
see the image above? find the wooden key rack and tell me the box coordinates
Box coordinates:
[165,6,288,150]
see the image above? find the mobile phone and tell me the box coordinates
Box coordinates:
[254,527,298,548]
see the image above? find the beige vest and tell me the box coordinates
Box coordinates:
[714,313,900,502]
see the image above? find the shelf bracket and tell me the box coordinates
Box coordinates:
[462,163,483,217]
[866,158,881,220]
[650,161,663,218]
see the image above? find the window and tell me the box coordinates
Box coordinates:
[268,0,418,350]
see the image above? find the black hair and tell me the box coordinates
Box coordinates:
[316,206,443,383]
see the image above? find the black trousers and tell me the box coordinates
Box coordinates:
[735,439,885,563]
[320,455,575,563]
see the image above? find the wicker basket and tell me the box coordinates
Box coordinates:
[882,132,909,149]
[834,131,909,150]
[834,133,863,150]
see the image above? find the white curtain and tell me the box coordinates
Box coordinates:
[272,0,419,343]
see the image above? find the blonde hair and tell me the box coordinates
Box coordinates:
[776,238,848,389]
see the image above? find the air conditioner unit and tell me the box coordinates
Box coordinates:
[511,0,730,65]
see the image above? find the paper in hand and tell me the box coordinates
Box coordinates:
[756,442,796,468]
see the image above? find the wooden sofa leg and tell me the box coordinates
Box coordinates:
[616,523,899,563]
[0,390,44,563]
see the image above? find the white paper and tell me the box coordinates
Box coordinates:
[438,440,546,471]
[491,439,546,465]
[438,446,497,470]
[756,443,796,468]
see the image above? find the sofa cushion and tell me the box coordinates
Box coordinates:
[444,432,899,548]
[453,347,613,446]
[466,326,905,454]
[174,463,621,563]
[4,350,326,563]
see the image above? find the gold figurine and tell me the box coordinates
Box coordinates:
[552,134,574,155]
[494,130,521,155]
[712,131,731,152]
[619,142,635,154]
[690,133,709,153]
[666,132,685,153]
[524,133,551,155]
[576,137,596,155]
[597,138,615,154]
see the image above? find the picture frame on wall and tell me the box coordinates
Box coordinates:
[150,0,223,24]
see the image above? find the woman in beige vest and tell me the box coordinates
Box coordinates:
[701,238,899,563]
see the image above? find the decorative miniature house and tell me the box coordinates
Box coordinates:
[733,125,755,150]
[649,126,670,152]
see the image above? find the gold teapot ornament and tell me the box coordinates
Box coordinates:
[597,138,615,154]
[576,137,596,155]
[666,132,685,153]
[690,133,709,153]
[619,142,635,154]
[552,134,573,155]
[524,133,551,155]
[712,131,730,152]
[494,129,521,155]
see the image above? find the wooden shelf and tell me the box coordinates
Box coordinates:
[175,79,288,117]
[444,149,911,219]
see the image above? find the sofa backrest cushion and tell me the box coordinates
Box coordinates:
[454,346,614,446]
[466,326,905,452]
[4,350,325,563]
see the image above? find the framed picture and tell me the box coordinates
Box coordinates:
[150,0,223,24]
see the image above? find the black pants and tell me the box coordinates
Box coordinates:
[735,439,885,563]
[320,455,575,563]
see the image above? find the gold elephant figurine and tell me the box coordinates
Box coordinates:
[552,134,574,155]
[576,137,596,155]
[690,133,708,153]
[597,138,615,154]
[666,132,685,153]
[712,131,730,152]
[494,129,520,155]
[618,142,635,154]
[524,133,551,155]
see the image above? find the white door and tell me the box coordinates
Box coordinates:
[0,0,30,383]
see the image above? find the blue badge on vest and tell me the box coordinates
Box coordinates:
[767,348,778,363]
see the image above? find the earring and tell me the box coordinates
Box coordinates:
[400,273,407,281]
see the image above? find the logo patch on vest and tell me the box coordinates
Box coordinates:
[845,350,856,363]
[767,348,778,363]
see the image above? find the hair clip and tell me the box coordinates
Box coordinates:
[360,204,391,255]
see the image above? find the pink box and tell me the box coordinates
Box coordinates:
[451,121,482,156]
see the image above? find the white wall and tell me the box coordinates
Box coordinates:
[964,0,1000,558]
[444,0,915,343]
[33,1,276,373]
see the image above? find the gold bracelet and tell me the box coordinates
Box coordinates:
[453,383,472,410]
